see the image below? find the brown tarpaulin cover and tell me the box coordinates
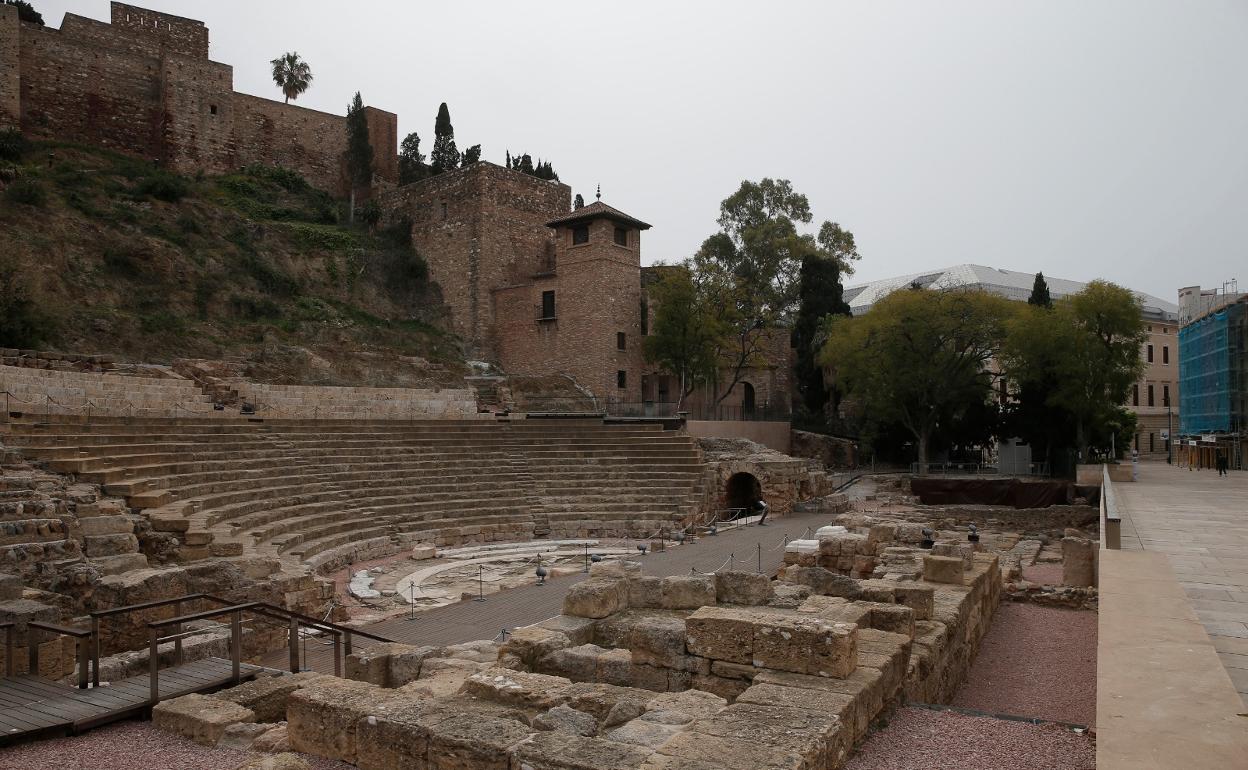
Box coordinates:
[910,478,1076,509]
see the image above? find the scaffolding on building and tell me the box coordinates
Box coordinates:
[1178,297,1247,470]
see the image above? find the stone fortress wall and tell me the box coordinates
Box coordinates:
[0,2,397,194]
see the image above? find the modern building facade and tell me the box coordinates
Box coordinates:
[844,264,1180,455]
[1177,285,1246,470]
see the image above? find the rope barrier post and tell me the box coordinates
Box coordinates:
[409,583,418,620]
[475,564,486,602]
[288,616,300,673]
[758,542,762,574]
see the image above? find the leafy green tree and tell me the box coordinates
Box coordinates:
[642,266,719,408]
[792,254,851,417]
[1028,272,1052,308]
[430,103,459,174]
[573,193,585,210]
[821,288,1013,473]
[398,132,427,185]
[344,92,373,224]
[1002,280,1145,461]
[270,52,313,104]
[0,258,53,347]
[816,221,861,277]
[3,0,42,25]
[460,144,482,166]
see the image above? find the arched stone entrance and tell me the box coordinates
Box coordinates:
[725,471,763,518]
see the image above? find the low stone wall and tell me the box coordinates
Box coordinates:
[790,429,859,469]
[685,420,792,453]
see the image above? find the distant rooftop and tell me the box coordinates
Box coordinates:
[546,201,651,230]
[843,264,1178,321]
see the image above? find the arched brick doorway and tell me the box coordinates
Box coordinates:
[725,471,762,519]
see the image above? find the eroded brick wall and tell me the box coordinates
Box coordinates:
[0,7,18,129]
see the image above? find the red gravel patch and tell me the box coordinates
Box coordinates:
[844,707,1095,770]
[1023,562,1065,584]
[952,602,1097,726]
[0,720,353,770]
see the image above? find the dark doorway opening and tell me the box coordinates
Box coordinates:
[725,472,762,519]
[742,382,756,418]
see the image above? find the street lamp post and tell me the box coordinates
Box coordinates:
[1167,405,1173,464]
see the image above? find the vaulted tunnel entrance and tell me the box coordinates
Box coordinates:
[725,472,762,519]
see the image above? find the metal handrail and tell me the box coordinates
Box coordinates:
[26,620,92,689]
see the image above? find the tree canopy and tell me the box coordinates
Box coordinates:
[430,103,460,174]
[4,0,42,25]
[344,92,373,223]
[1028,272,1052,308]
[821,288,1014,473]
[792,253,851,418]
[398,132,427,185]
[641,267,719,408]
[270,52,313,104]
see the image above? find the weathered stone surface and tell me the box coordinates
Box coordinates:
[753,615,857,678]
[213,672,326,723]
[645,689,727,722]
[512,730,655,770]
[690,673,751,702]
[890,583,935,620]
[427,712,533,770]
[864,602,916,639]
[687,702,840,769]
[684,606,756,665]
[0,573,21,600]
[735,682,857,739]
[537,614,599,646]
[923,554,965,584]
[353,701,443,770]
[657,731,807,770]
[659,576,715,610]
[629,614,687,669]
[932,542,974,570]
[563,578,628,619]
[219,721,269,750]
[462,667,575,710]
[286,678,405,763]
[591,560,643,579]
[505,626,573,669]
[542,643,608,683]
[152,693,255,746]
[231,753,309,770]
[767,582,812,609]
[628,575,663,609]
[251,723,291,753]
[783,566,863,598]
[714,571,774,605]
[1062,536,1096,587]
[345,642,438,688]
[533,704,600,736]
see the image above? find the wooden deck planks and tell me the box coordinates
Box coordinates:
[0,658,261,745]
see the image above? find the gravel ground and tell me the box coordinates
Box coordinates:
[0,720,353,770]
[1022,562,1065,584]
[952,602,1097,726]
[844,707,1095,770]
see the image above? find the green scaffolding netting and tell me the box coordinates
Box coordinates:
[1179,309,1231,434]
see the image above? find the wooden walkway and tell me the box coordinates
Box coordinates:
[0,657,261,744]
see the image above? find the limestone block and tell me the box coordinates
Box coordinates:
[685,606,757,665]
[890,583,935,620]
[754,615,857,678]
[1061,536,1096,587]
[691,702,840,768]
[645,689,727,722]
[251,723,291,753]
[410,544,436,560]
[782,566,863,599]
[286,679,405,763]
[691,673,751,702]
[461,668,575,710]
[219,722,269,750]
[767,583,812,609]
[78,516,134,536]
[596,647,634,687]
[504,625,572,668]
[211,542,244,557]
[152,693,255,747]
[345,643,438,688]
[629,614,687,668]
[591,560,643,579]
[866,523,897,546]
[542,644,608,683]
[83,533,139,557]
[564,682,654,725]
[213,672,326,723]
[932,542,973,570]
[232,754,309,770]
[714,571,774,605]
[922,555,965,585]
[563,578,628,619]
[537,614,599,646]
[628,576,663,609]
[511,730,656,770]
[0,573,20,601]
[427,712,533,769]
[607,718,683,749]
[659,576,715,610]
[533,704,599,736]
[865,603,916,639]
[628,662,671,692]
[736,682,857,741]
[354,702,444,770]
[818,533,867,557]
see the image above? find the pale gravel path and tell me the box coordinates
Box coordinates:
[844,707,1095,770]
[0,720,353,770]
[952,603,1097,726]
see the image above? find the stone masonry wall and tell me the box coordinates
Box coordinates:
[10,2,396,195]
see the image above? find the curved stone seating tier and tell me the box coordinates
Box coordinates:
[1,363,216,418]
[230,381,478,420]
[4,417,706,570]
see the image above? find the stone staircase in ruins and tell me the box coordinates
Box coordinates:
[4,416,706,573]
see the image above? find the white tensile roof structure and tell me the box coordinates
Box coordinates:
[843,264,1178,322]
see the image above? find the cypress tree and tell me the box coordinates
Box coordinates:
[574,193,585,210]
[792,256,851,417]
[345,92,373,224]
[1028,272,1053,308]
[430,102,459,174]
[461,144,481,166]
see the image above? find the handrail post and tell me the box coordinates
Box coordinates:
[91,615,100,687]
[173,599,183,666]
[148,627,159,704]
[332,630,342,677]
[344,630,353,658]
[5,625,13,677]
[76,633,89,689]
[28,625,39,676]
[288,616,300,673]
[230,610,241,684]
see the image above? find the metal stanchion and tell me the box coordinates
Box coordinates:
[757,542,762,573]
[475,564,486,602]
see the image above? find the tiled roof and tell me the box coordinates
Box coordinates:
[546,201,651,230]
[843,264,1177,321]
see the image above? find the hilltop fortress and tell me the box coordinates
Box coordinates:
[0,2,398,194]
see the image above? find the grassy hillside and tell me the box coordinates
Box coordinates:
[0,137,466,386]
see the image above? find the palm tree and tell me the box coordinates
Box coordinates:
[270,52,313,104]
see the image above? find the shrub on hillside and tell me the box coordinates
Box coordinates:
[0,259,54,348]
[136,172,190,202]
[0,128,26,162]
[5,178,47,207]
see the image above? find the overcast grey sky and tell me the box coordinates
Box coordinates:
[38,1,1248,300]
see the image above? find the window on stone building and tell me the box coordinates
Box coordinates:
[1147,384,1154,407]
[1163,384,1170,407]
[209,104,217,115]
[440,202,448,220]
[617,332,626,350]
[1132,384,1139,406]
[541,291,556,320]
[614,227,628,246]
[1149,433,1155,452]
[1147,344,1153,363]
[1163,345,1169,364]
[573,225,590,245]
[617,371,627,389]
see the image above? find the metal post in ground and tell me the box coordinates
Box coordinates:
[475,565,486,602]
[757,542,762,573]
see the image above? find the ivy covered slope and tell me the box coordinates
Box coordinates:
[0,138,466,386]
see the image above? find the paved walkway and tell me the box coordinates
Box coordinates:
[1114,461,1248,704]
[269,507,842,671]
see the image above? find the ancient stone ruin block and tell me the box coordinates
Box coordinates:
[628,575,663,608]
[503,625,573,669]
[890,583,935,620]
[152,693,255,747]
[427,712,533,769]
[563,577,628,619]
[513,730,656,770]
[714,570,774,605]
[781,566,863,599]
[543,643,609,683]
[685,606,756,665]
[932,542,974,570]
[922,554,965,584]
[864,602,916,639]
[1062,536,1096,587]
[212,672,326,723]
[629,614,688,669]
[462,668,575,711]
[0,573,21,600]
[345,642,439,688]
[753,615,859,679]
[659,575,715,610]
[287,679,405,763]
